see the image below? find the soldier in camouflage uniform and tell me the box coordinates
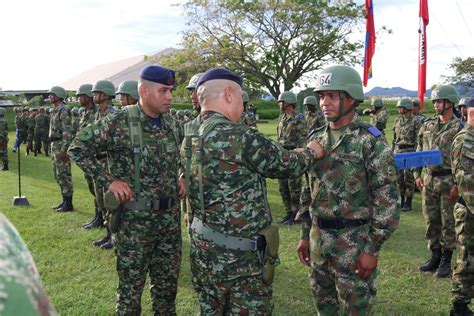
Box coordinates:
[364,98,389,135]
[186,73,203,121]
[19,107,29,145]
[48,86,74,212]
[182,68,323,315]
[240,91,257,128]
[71,107,80,138]
[26,108,38,155]
[0,107,8,170]
[277,91,306,225]
[450,97,474,316]
[457,97,468,123]
[69,65,183,315]
[0,212,57,315]
[392,98,421,212]
[413,98,430,124]
[117,80,139,107]
[416,85,464,278]
[297,65,400,315]
[34,107,50,156]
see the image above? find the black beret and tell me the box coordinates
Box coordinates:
[196,68,243,88]
[140,65,175,86]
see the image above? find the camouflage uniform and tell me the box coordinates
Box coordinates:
[71,109,80,138]
[26,112,36,154]
[451,124,474,309]
[240,111,257,128]
[49,103,73,198]
[79,104,98,211]
[0,213,57,315]
[68,104,182,315]
[34,111,50,156]
[183,111,316,314]
[370,107,389,134]
[18,111,29,144]
[0,110,8,169]
[302,115,400,315]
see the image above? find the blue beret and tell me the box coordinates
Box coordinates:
[196,68,243,88]
[140,65,175,86]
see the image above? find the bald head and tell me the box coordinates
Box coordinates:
[198,79,243,122]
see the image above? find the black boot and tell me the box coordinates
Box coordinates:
[51,196,65,210]
[34,149,38,157]
[84,211,104,229]
[56,195,74,212]
[82,210,99,228]
[435,250,453,278]
[400,194,405,210]
[100,234,114,250]
[419,249,442,272]
[93,228,111,247]
[402,196,412,212]
[25,147,30,156]
[1,161,8,171]
[450,302,474,316]
[281,212,296,225]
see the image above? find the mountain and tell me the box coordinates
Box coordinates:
[364,86,431,98]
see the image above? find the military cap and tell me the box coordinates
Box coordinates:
[140,65,175,86]
[187,73,203,90]
[196,68,243,88]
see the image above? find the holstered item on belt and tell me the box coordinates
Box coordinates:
[257,225,280,285]
[430,169,452,177]
[124,197,175,211]
[104,191,123,234]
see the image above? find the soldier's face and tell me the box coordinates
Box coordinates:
[319,91,351,119]
[434,99,452,115]
[119,94,131,107]
[48,93,59,104]
[460,105,467,116]
[190,89,200,111]
[79,95,91,107]
[93,92,108,105]
[141,83,174,116]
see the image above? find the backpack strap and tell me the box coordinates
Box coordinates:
[125,105,143,196]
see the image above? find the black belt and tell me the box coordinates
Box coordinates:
[431,169,452,177]
[316,217,368,230]
[96,153,107,159]
[124,197,175,211]
[396,144,415,150]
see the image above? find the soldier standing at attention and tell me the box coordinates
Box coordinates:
[457,97,468,123]
[34,107,50,157]
[413,98,430,124]
[240,91,257,128]
[416,85,464,278]
[183,68,324,315]
[69,65,183,315]
[26,108,38,156]
[449,97,474,316]
[392,98,421,212]
[19,107,29,145]
[48,86,74,212]
[277,91,306,225]
[364,98,389,134]
[186,73,203,121]
[116,80,139,107]
[0,107,8,170]
[297,65,400,315]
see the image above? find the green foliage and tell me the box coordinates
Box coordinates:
[444,56,474,93]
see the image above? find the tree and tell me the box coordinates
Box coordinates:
[177,0,363,98]
[444,56,474,94]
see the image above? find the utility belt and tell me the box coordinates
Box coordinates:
[124,197,175,211]
[429,169,452,177]
[282,145,296,150]
[396,144,415,150]
[315,217,368,230]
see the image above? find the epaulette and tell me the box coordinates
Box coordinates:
[296,113,305,120]
[367,126,382,137]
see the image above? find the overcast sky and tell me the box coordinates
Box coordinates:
[0,0,473,93]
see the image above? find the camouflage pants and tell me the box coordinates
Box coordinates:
[397,169,415,199]
[19,129,28,144]
[308,224,377,315]
[452,203,474,304]
[34,130,49,155]
[26,131,34,152]
[51,142,73,197]
[421,174,456,251]
[0,136,7,163]
[94,158,108,218]
[278,176,302,213]
[297,176,312,219]
[114,204,181,315]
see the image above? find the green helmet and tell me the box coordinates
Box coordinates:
[242,91,249,103]
[76,84,93,97]
[187,73,203,90]
[413,98,421,107]
[92,80,116,97]
[430,85,459,104]
[278,91,297,104]
[0,108,5,116]
[176,110,184,117]
[396,98,414,110]
[48,86,67,99]
[314,65,364,101]
[184,109,191,116]
[371,98,383,108]
[170,108,177,115]
[303,96,319,106]
[458,97,468,107]
[116,80,139,100]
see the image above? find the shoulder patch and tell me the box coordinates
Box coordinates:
[296,113,305,120]
[367,126,382,137]
[78,126,95,141]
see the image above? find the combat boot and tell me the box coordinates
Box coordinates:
[34,149,38,157]
[278,211,295,225]
[402,196,412,212]
[1,161,8,171]
[51,196,65,210]
[450,302,474,316]
[56,196,74,212]
[25,147,30,156]
[93,228,111,247]
[435,250,453,278]
[419,249,442,272]
[84,211,104,229]
[100,234,114,250]
[282,212,296,225]
[400,194,405,210]
[82,208,99,228]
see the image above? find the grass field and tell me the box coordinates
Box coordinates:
[0,108,456,315]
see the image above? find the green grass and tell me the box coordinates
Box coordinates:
[0,114,453,315]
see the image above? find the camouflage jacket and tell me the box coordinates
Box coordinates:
[0,117,8,140]
[182,111,316,278]
[79,104,98,130]
[48,103,72,153]
[239,111,257,128]
[27,115,36,135]
[415,113,430,124]
[18,115,28,133]
[392,115,420,152]
[303,115,400,256]
[34,113,49,133]
[0,213,57,315]
[370,107,389,132]
[451,125,474,212]
[94,104,116,122]
[277,111,306,149]
[304,110,326,136]
[414,116,464,178]
[68,104,182,201]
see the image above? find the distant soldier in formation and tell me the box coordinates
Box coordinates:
[277,91,306,225]
[364,98,389,134]
[19,107,29,144]
[116,80,139,107]
[240,91,257,128]
[186,73,203,121]
[457,97,468,123]
[26,107,38,156]
[71,107,81,138]
[392,98,421,212]
[34,107,50,156]
[0,107,8,170]
[449,97,474,316]
[413,98,430,124]
[416,85,464,278]
[48,86,74,212]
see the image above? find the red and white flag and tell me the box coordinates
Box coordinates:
[418,0,429,110]
[363,0,375,87]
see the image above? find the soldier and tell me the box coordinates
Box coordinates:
[0,107,8,170]
[116,80,139,107]
[297,65,400,315]
[415,85,464,278]
[277,91,306,225]
[364,98,389,134]
[449,97,474,316]
[0,212,57,315]
[392,98,420,212]
[48,86,74,212]
[457,97,468,123]
[68,65,183,315]
[19,107,29,145]
[240,91,257,128]
[182,68,324,315]
[186,73,203,121]
[413,98,430,124]
[169,108,177,119]
[71,107,80,138]
[34,107,50,157]
[26,107,38,156]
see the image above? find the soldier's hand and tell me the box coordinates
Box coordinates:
[178,176,186,199]
[108,180,133,204]
[306,141,325,159]
[297,239,311,267]
[415,177,423,192]
[356,252,378,279]
[449,186,459,205]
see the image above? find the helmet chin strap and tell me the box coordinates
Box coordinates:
[437,100,452,115]
[327,92,356,123]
